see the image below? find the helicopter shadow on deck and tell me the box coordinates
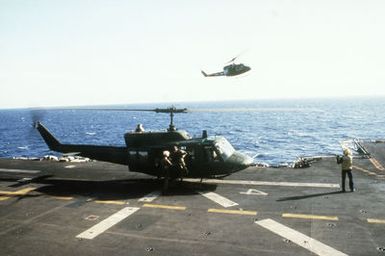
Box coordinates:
[276,190,345,202]
[1,176,217,201]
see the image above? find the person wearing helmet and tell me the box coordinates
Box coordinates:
[170,145,188,179]
[134,124,145,133]
[160,150,172,192]
[337,148,355,192]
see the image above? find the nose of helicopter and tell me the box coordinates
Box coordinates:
[226,151,254,170]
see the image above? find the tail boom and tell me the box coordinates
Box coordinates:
[35,122,128,165]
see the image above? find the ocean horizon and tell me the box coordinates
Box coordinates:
[1,96,384,166]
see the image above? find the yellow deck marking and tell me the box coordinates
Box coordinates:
[142,203,186,211]
[353,165,377,176]
[0,187,36,202]
[369,157,385,171]
[94,200,127,205]
[208,208,257,216]
[354,165,369,172]
[282,213,338,221]
[52,196,74,201]
[0,187,36,196]
[367,218,385,224]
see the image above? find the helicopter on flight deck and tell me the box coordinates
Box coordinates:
[201,55,251,77]
[35,107,254,183]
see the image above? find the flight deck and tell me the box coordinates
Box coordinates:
[1,142,385,256]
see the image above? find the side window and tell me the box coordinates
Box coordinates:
[129,151,136,159]
[205,147,220,162]
[212,149,221,162]
[129,151,148,162]
[204,147,212,161]
[187,148,195,161]
[136,151,148,159]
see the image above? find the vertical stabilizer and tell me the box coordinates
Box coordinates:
[35,122,61,151]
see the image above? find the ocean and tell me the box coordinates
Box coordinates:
[1,97,384,166]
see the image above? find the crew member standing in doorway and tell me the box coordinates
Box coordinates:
[170,145,188,179]
[160,150,173,192]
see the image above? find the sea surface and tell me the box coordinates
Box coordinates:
[1,97,384,166]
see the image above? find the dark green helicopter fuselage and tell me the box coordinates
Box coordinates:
[125,130,253,178]
[36,122,253,179]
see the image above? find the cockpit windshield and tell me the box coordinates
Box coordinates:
[214,138,235,160]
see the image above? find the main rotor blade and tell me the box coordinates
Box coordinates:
[225,49,249,64]
[27,106,321,114]
[48,107,188,114]
[76,108,155,112]
[187,107,323,113]
[225,56,237,64]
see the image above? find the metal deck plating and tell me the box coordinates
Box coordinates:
[1,141,385,256]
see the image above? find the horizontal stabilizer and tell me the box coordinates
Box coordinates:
[62,152,81,156]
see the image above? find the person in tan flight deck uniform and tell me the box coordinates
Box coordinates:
[160,150,173,192]
[170,145,188,179]
[337,148,355,192]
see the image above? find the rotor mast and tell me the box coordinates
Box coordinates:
[154,107,188,131]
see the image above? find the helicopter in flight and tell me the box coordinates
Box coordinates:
[201,55,251,77]
[35,107,254,184]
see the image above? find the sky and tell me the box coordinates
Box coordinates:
[1,0,385,108]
